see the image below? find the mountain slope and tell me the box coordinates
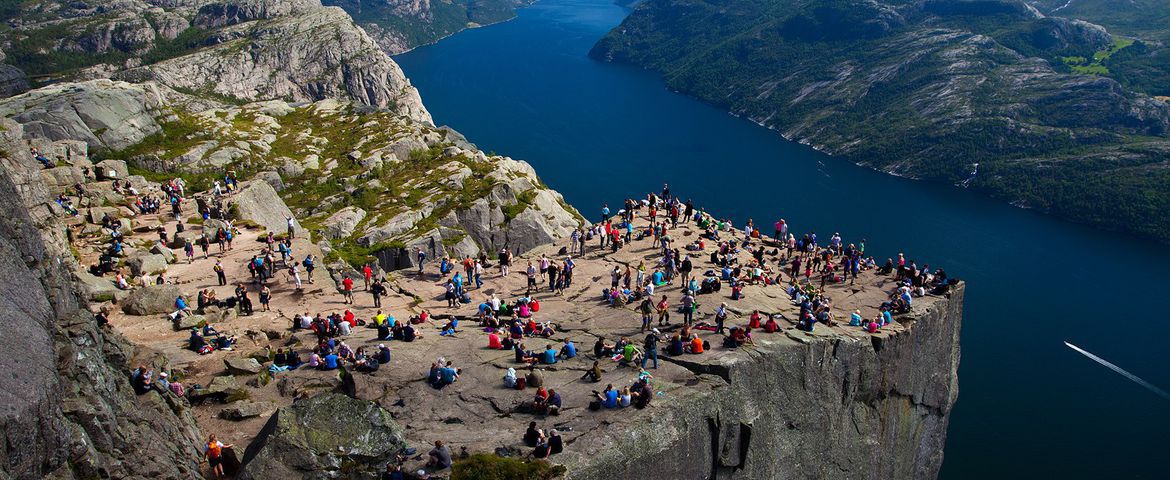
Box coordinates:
[323,0,534,54]
[591,0,1170,241]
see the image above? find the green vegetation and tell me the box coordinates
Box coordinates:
[591,0,1170,242]
[451,453,566,480]
[1061,38,1134,75]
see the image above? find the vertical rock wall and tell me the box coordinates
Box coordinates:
[0,119,203,480]
[565,284,964,480]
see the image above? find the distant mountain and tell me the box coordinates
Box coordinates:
[323,0,534,53]
[592,0,1170,242]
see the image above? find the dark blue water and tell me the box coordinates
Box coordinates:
[395,0,1170,477]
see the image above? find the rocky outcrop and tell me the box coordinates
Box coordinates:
[122,284,182,315]
[238,393,406,480]
[565,284,965,480]
[119,3,432,123]
[0,65,29,98]
[194,0,321,28]
[0,80,164,151]
[0,119,202,479]
[230,180,299,236]
[321,206,367,240]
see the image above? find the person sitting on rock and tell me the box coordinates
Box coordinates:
[532,386,550,411]
[402,323,419,342]
[532,431,550,461]
[763,315,781,333]
[426,440,452,470]
[524,422,541,446]
[558,339,577,359]
[593,384,619,409]
[374,344,391,364]
[686,334,705,354]
[581,360,603,383]
[215,334,236,351]
[488,331,503,349]
[131,365,154,395]
[188,329,207,353]
[431,361,459,389]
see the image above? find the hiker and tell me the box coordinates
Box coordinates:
[303,254,316,283]
[213,260,226,286]
[371,280,386,307]
[342,276,354,304]
[203,434,234,479]
[581,360,603,382]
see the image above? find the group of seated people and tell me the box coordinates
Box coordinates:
[133,194,163,214]
[428,359,461,389]
[524,423,564,460]
[131,365,185,397]
[590,379,653,410]
[188,325,237,354]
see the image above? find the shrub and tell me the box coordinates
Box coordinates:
[451,454,566,480]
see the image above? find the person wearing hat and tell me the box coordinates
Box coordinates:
[642,328,661,369]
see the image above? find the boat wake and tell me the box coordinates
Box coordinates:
[1065,341,1170,401]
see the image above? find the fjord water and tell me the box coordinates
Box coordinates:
[395,0,1170,477]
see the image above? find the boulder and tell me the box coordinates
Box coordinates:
[238,394,406,480]
[75,270,120,302]
[124,253,168,276]
[149,242,177,263]
[224,357,264,375]
[86,207,120,224]
[255,170,284,192]
[0,64,29,98]
[40,166,85,189]
[230,181,297,236]
[321,206,365,240]
[173,314,206,331]
[95,159,129,180]
[220,401,277,421]
[189,375,244,404]
[121,284,181,315]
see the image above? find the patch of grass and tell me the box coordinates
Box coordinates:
[501,189,536,222]
[451,454,566,480]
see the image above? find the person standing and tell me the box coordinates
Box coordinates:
[416,247,427,274]
[342,276,354,304]
[363,264,373,291]
[643,328,660,369]
[213,260,226,286]
[303,254,315,283]
[203,434,233,480]
[286,216,296,240]
[259,285,271,311]
[371,280,385,308]
[656,295,670,326]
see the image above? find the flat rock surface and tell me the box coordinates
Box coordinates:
[91,185,943,474]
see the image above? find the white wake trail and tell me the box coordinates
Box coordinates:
[1065,341,1170,401]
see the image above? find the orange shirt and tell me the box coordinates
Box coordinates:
[691,337,704,353]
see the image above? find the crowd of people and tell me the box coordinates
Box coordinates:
[74,165,956,477]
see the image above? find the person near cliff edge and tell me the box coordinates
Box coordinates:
[203,434,234,479]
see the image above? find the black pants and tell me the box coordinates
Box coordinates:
[217,271,226,285]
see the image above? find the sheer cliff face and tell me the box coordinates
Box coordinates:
[564,284,964,480]
[0,120,202,480]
